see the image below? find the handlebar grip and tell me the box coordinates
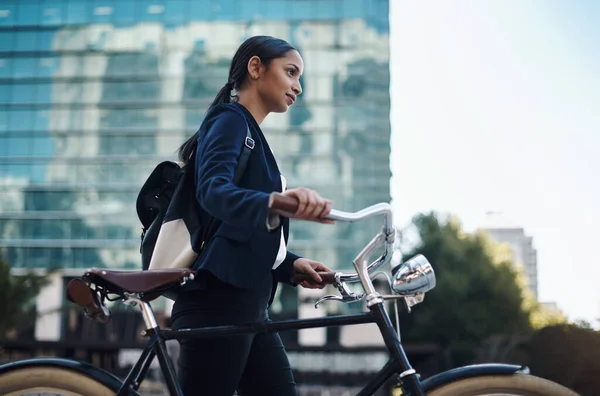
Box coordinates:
[268,193,299,217]
[294,271,336,285]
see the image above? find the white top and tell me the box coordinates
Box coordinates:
[272,174,288,269]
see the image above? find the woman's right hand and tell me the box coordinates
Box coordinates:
[282,187,334,224]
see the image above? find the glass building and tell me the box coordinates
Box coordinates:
[0,0,391,341]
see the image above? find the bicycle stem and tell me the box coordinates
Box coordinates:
[334,231,393,286]
[325,202,396,288]
[354,232,388,295]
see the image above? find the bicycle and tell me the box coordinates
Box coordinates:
[0,194,578,395]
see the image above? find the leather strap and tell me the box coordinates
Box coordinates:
[201,125,253,249]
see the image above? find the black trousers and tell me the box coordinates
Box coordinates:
[170,273,297,396]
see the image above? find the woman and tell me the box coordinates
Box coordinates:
[172,36,334,395]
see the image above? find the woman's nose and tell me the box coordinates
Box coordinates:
[292,82,302,95]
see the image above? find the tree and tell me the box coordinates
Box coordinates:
[395,212,533,368]
[0,251,53,339]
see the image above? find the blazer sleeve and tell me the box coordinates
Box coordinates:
[195,107,271,230]
[273,250,302,286]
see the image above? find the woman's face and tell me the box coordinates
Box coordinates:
[256,50,304,113]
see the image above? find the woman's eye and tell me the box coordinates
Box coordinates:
[288,69,296,76]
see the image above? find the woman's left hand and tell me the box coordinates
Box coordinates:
[292,258,332,289]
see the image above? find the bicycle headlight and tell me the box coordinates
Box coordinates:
[391,254,436,296]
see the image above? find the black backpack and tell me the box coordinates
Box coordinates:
[135,124,254,295]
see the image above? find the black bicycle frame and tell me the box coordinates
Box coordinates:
[116,301,425,396]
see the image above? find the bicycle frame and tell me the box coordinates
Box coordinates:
[0,200,535,395]
[114,203,427,395]
[115,296,425,396]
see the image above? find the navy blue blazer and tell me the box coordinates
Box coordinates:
[192,102,301,297]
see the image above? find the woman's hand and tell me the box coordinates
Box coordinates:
[292,258,332,289]
[282,187,334,224]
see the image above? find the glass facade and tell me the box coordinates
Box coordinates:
[0,0,391,280]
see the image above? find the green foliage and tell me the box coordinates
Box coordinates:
[396,212,534,367]
[523,295,568,330]
[0,252,54,338]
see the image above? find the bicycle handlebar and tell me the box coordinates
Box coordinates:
[269,193,395,296]
[268,193,395,236]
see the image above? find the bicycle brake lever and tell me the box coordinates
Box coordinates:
[314,295,343,308]
[314,292,365,308]
[314,278,365,308]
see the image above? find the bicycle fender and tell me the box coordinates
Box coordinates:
[420,363,530,392]
[0,357,138,395]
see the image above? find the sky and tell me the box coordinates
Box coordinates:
[389,0,600,326]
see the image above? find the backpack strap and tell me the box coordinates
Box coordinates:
[200,125,254,250]
[233,126,254,184]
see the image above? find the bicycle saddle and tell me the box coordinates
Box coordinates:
[83,267,195,295]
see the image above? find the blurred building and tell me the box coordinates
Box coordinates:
[479,212,539,300]
[0,0,391,351]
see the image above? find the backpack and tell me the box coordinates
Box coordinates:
[135,123,254,293]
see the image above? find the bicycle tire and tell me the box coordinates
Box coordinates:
[426,374,579,396]
[0,366,115,396]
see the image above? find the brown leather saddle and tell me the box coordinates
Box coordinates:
[66,268,195,323]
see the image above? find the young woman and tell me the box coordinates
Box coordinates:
[172,36,334,395]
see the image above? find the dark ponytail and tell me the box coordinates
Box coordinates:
[178,36,296,163]
[208,81,235,111]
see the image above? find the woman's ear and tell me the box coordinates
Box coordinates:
[247,56,262,80]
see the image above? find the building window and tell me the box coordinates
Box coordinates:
[41,3,65,26]
[0,32,15,52]
[17,1,41,26]
[14,31,38,52]
[0,4,17,27]
[164,0,187,26]
[65,0,89,25]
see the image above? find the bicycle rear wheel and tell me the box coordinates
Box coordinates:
[0,366,115,396]
[427,374,578,395]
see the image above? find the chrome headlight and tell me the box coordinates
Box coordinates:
[391,254,436,296]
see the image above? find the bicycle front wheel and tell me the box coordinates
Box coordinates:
[0,366,115,396]
[427,374,578,396]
